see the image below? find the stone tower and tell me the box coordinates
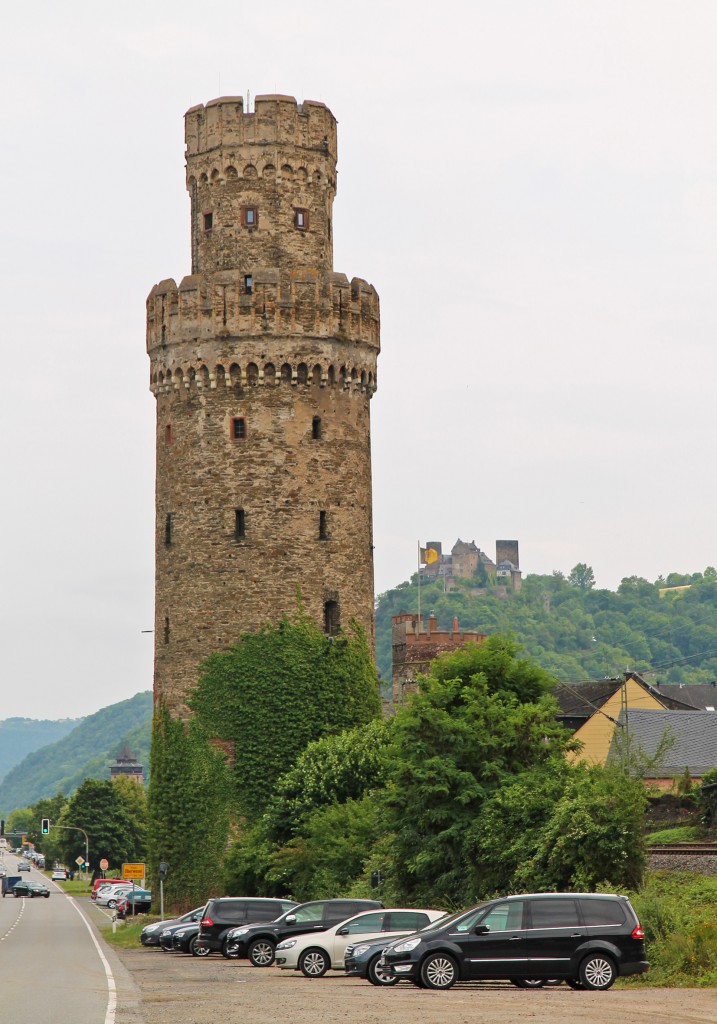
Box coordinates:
[147,95,380,715]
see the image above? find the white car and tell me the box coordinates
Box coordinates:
[95,884,134,908]
[275,907,446,977]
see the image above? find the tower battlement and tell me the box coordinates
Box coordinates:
[147,270,379,359]
[185,95,337,161]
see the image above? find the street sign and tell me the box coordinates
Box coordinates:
[75,856,85,866]
[99,858,109,871]
[122,862,145,880]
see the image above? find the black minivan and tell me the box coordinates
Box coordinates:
[193,897,297,957]
[380,892,648,990]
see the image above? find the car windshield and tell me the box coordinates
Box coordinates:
[424,904,490,933]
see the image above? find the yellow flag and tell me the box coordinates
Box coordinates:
[420,546,439,565]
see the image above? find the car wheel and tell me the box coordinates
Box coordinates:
[221,939,240,960]
[511,978,547,988]
[420,952,458,990]
[248,938,276,967]
[190,939,211,958]
[107,899,118,909]
[299,948,330,978]
[578,953,616,991]
[44,893,50,898]
[367,954,399,987]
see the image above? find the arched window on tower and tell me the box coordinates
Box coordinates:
[324,600,340,637]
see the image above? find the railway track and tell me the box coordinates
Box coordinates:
[648,842,717,855]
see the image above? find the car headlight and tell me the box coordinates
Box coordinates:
[391,937,422,954]
[230,927,249,938]
[350,944,372,957]
[276,939,297,951]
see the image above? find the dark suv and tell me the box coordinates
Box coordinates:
[224,898,384,966]
[193,898,297,957]
[380,892,647,990]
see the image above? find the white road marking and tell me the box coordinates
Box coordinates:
[0,896,24,940]
[66,895,118,1024]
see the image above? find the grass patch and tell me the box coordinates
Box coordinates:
[100,918,148,948]
[622,872,717,987]
[645,825,704,844]
[46,876,93,896]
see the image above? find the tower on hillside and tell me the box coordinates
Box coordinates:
[147,95,380,715]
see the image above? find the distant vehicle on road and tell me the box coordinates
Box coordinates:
[17,861,31,872]
[51,868,68,881]
[1,876,21,896]
[11,879,51,898]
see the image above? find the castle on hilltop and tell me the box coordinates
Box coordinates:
[421,539,522,592]
[147,95,380,715]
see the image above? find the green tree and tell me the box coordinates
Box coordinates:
[189,613,381,816]
[568,563,596,590]
[263,719,392,844]
[384,636,572,904]
[57,779,140,872]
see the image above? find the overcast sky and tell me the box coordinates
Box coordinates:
[2,1,716,720]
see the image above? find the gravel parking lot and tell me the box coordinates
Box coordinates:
[109,945,717,1024]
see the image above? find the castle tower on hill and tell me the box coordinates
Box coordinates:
[147,95,381,715]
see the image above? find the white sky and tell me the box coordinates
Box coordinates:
[2,1,717,719]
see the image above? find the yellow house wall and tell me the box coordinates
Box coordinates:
[568,679,665,766]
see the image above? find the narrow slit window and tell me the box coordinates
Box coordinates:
[164,423,173,445]
[312,416,321,440]
[235,508,246,540]
[164,616,170,644]
[294,208,309,230]
[164,513,173,546]
[203,211,213,231]
[319,510,328,540]
[244,274,253,294]
[324,600,340,636]
[241,205,258,228]
[231,417,246,440]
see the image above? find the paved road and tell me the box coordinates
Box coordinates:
[0,854,117,1024]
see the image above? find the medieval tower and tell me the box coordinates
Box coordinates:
[147,95,380,715]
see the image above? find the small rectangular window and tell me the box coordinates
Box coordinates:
[203,212,213,231]
[319,510,328,540]
[164,423,173,445]
[235,508,246,540]
[241,205,258,228]
[164,513,173,546]
[244,274,253,294]
[312,416,321,440]
[294,208,309,230]
[231,417,246,440]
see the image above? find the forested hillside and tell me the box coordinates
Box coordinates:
[376,567,717,687]
[0,691,152,812]
[0,718,80,782]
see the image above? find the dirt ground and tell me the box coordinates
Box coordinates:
[107,943,717,1024]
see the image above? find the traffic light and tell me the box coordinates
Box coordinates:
[41,818,50,835]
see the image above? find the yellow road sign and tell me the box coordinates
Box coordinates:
[122,862,146,880]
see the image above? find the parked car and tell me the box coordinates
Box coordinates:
[17,861,31,872]
[276,908,445,978]
[11,879,51,899]
[96,884,134,908]
[169,922,201,954]
[224,898,384,966]
[116,889,152,917]
[345,914,451,986]
[192,898,298,958]
[51,868,68,881]
[379,892,648,990]
[140,906,206,947]
[91,877,126,900]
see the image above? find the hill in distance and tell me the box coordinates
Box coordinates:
[0,718,81,783]
[376,567,717,688]
[0,691,152,814]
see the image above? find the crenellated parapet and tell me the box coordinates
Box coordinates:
[147,269,379,396]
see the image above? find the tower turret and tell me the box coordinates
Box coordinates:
[147,95,380,716]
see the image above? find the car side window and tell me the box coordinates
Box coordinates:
[480,901,524,931]
[343,912,386,934]
[251,901,287,921]
[293,903,325,923]
[386,912,430,932]
[325,901,362,923]
[220,901,248,920]
[578,898,626,926]
[528,899,580,928]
